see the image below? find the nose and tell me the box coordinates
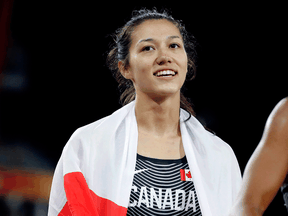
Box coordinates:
[156,54,172,65]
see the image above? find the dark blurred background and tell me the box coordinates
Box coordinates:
[0,0,287,215]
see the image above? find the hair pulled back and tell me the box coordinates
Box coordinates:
[107,8,197,117]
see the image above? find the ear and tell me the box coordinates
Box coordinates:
[118,61,133,80]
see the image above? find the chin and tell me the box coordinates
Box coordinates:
[157,86,181,95]
[146,89,181,100]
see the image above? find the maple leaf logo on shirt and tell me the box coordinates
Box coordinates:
[186,171,192,179]
[180,169,193,181]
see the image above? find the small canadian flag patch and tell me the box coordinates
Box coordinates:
[180,169,193,181]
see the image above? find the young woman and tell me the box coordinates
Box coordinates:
[229,97,288,216]
[48,9,241,216]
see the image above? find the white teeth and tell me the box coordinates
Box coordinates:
[154,70,176,77]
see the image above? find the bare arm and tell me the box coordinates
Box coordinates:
[229,98,288,216]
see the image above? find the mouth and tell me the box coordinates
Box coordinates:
[153,70,178,77]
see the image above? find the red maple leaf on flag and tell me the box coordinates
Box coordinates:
[186,171,192,179]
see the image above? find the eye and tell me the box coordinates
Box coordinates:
[141,46,154,52]
[170,43,181,49]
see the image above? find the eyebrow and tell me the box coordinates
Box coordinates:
[167,35,180,40]
[137,35,181,45]
[137,38,154,44]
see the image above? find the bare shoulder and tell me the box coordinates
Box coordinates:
[262,97,288,146]
[267,97,288,128]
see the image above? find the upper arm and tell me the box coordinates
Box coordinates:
[232,98,288,215]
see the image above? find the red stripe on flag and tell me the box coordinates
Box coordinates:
[60,172,127,216]
[58,202,72,216]
[180,169,185,181]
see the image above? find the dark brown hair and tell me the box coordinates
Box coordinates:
[106,8,197,117]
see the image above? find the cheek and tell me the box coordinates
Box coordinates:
[177,55,188,86]
[130,55,153,77]
[178,53,188,74]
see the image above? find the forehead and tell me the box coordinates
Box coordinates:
[131,19,182,44]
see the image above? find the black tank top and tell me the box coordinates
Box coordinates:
[126,154,202,216]
[281,183,288,212]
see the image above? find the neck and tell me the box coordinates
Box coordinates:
[135,91,181,137]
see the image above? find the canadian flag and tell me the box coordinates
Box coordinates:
[180,169,193,181]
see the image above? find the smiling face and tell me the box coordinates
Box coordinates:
[119,19,188,99]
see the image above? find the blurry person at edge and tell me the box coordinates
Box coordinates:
[229,97,288,216]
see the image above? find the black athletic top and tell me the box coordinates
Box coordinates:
[126,154,202,216]
[281,183,288,212]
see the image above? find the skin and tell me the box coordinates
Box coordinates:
[118,19,188,159]
[229,97,288,215]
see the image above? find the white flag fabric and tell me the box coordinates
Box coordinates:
[48,101,242,216]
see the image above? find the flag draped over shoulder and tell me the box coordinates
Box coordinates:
[48,101,242,216]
